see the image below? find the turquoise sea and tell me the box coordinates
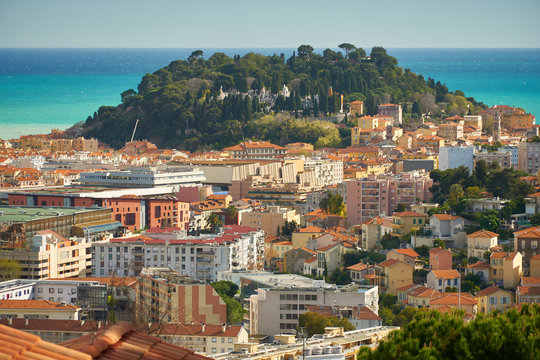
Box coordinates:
[0,48,539,140]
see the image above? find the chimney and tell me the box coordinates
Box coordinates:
[201,322,205,332]
[80,320,85,327]
[8,318,12,326]
[25,318,28,326]
[222,323,226,333]
[98,321,101,329]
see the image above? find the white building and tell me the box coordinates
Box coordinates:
[303,158,344,187]
[426,270,461,292]
[79,166,206,188]
[92,225,265,282]
[439,146,475,172]
[249,283,378,336]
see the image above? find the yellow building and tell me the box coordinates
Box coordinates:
[351,128,385,145]
[475,286,513,313]
[270,241,293,258]
[467,229,499,259]
[502,112,535,130]
[291,226,324,248]
[240,206,300,237]
[356,116,393,130]
[391,211,427,237]
[416,135,445,152]
[338,146,381,160]
[490,252,522,289]
[416,128,438,137]
[377,258,413,295]
[530,254,540,277]
[349,100,364,116]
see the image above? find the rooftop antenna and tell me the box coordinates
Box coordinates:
[130,119,139,143]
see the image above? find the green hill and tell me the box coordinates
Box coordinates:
[81,45,486,150]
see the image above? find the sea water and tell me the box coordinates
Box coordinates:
[0,48,539,140]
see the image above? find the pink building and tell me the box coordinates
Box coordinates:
[429,248,453,270]
[346,173,433,226]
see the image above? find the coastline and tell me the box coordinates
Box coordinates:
[1,47,539,139]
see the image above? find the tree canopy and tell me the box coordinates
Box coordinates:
[358,304,540,360]
[298,311,355,337]
[81,44,486,150]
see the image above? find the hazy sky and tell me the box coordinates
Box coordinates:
[1,0,539,48]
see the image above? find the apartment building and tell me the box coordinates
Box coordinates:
[518,140,540,174]
[303,158,344,187]
[136,268,226,325]
[240,206,300,237]
[377,104,402,126]
[92,225,265,281]
[0,230,93,279]
[346,173,433,226]
[437,123,464,141]
[475,151,512,169]
[514,226,540,267]
[439,146,475,172]
[490,252,522,289]
[249,282,378,336]
[467,230,499,259]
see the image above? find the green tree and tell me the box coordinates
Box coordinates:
[479,212,500,232]
[0,260,21,280]
[297,44,314,60]
[211,280,238,298]
[433,238,445,249]
[205,213,223,233]
[188,50,203,62]
[396,203,407,212]
[299,312,355,337]
[319,192,346,216]
[338,43,356,58]
[530,212,540,225]
[381,233,400,250]
[414,245,430,257]
[225,205,238,220]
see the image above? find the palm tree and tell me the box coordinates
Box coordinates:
[225,205,238,223]
[206,213,223,234]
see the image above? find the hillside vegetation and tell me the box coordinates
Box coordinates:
[82,45,486,150]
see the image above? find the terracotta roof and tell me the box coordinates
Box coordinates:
[346,262,369,272]
[527,192,540,197]
[408,286,442,299]
[0,323,91,360]
[432,214,464,221]
[518,286,540,296]
[430,270,460,279]
[378,258,412,268]
[0,300,79,310]
[61,322,213,360]
[531,254,540,260]
[521,277,540,286]
[396,284,418,292]
[514,226,540,238]
[467,230,499,238]
[304,256,317,264]
[393,249,420,258]
[392,211,426,218]
[297,226,324,233]
[430,294,478,306]
[354,306,382,321]
[467,261,491,269]
[490,251,519,261]
[476,286,508,297]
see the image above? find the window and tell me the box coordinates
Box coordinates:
[58,288,63,294]
[454,279,458,286]
[438,279,442,286]
[49,288,54,294]
[212,337,217,343]
[490,297,497,305]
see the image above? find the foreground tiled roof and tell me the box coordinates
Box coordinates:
[61,322,213,360]
[378,258,412,268]
[467,261,491,269]
[392,211,426,218]
[0,300,79,310]
[0,324,91,359]
[430,294,478,306]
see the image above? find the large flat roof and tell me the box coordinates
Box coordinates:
[0,206,104,223]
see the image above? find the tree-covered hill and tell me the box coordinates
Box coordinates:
[82,45,486,150]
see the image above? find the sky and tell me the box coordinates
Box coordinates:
[1,0,540,48]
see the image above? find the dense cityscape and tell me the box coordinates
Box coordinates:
[0,63,539,358]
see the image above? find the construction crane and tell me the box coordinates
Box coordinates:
[130,119,139,143]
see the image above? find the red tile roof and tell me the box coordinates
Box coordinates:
[304,256,317,264]
[393,249,420,258]
[476,286,508,297]
[467,261,491,270]
[392,211,426,218]
[61,322,213,360]
[0,300,79,310]
[378,258,412,268]
[521,277,540,286]
[346,262,369,272]
[467,230,499,238]
[432,214,464,221]
[518,286,540,296]
[430,270,460,279]
[0,323,91,360]
[430,294,478,306]
[297,226,324,233]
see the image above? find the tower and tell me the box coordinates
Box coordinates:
[493,111,502,142]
